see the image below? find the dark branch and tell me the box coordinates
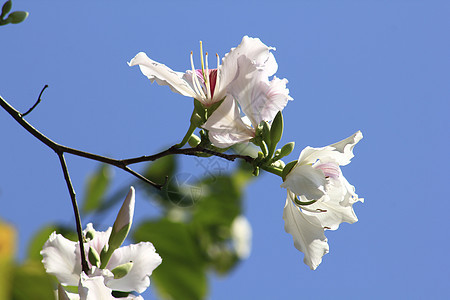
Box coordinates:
[22,84,48,117]
[58,153,89,274]
[1,96,254,186]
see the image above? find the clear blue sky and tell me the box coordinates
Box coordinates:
[1,1,449,299]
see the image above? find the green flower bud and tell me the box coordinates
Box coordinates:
[253,166,260,176]
[111,261,134,279]
[1,1,12,18]
[279,142,295,159]
[85,229,95,241]
[273,160,285,169]
[188,134,201,147]
[260,141,268,157]
[257,151,264,159]
[7,11,28,24]
[270,111,283,149]
[88,246,101,268]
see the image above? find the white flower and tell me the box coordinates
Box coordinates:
[58,273,144,300]
[128,36,277,107]
[41,225,161,294]
[203,57,292,148]
[41,188,162,296]
[281,131,363,270]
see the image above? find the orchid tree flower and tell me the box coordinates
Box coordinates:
[203,57,292,148]
[41,187,162,297]
[128,36,277,108]
[281,131,363,270]
[58,274,144,300]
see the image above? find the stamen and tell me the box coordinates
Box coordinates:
[199,41,208,83]
[214,53,220,98]
[299,205,325,213]
[204,52,211,100]
[190,51,205,99]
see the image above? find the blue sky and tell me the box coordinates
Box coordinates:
[1,1,449,299]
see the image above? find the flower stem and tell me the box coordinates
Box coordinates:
[260,164,283,177]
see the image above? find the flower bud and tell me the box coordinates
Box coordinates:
[279,142,295,159]
[1,1,12,18]
[7,11,28,24]
[270,111,283,148]
[252,166,260,176]
[188,134,201,147]
[88,246,101,268]
[85,229,95,241]
[111,261,134,279]
[101,187,135,268]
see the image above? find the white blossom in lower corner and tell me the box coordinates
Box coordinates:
[41,187,161,299]
[281,131,363,270]
[41,224,161,298]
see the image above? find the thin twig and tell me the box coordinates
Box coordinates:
[22,85,48,117]
[58,153,90,274]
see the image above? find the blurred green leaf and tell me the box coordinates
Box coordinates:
[143,155,176,185]
[193,176,241,228]
[27,224,78,263]
[134,219,207,300]
[83,164,111,213]
[12,261,54,300]
[27,225,57,261]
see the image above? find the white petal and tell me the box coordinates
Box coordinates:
[281,164,327,201]
[203,95,255,148]
[297,146,340,166]
[128,52,197,98]
[105,242,162,294]
[283,192,329,270]
[215,36,278,100]
[40,232,81,286]
[58,284,77,300]
[79,272,114,300]
[303,177,359,230]
[329,131,363,166]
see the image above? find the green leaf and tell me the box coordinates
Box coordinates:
[193,175,241,228]
[1,1,12,18]
[143,155,176,185]
[82,164,111,213]
[7,10,28,24]
[27,225,57,261]
[134,219,207,300]
[269,111,283,157]
[27,225,77,262]
[12,261,54,300]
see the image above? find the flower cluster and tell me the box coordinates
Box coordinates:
[129,36,363,270]
[41,187,162,299]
